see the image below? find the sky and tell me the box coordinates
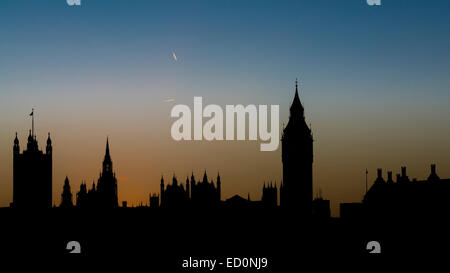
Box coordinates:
[1,0,450,216]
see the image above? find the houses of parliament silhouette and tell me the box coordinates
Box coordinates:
[8,81,450,219]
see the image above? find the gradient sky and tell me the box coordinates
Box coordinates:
[1,0,450,216]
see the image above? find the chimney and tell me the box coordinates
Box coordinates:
[431,164,436,175]
[377,168,382,178]
[401,166,407,177]
[396,174,401,183]
[387,171,393,183]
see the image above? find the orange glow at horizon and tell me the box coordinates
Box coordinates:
[1,94,450,217]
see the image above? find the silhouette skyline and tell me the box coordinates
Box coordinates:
[2,1,450,217]
[2,1,450,265]
[8,84,316,211]
[6,83,450,220]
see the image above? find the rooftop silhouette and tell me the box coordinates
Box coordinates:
[5,81,450,222]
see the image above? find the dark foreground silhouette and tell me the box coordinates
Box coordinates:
[4,83,450,269]
[0,207,448,270]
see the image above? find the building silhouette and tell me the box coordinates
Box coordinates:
[160,175,189,208]
[281,80,313,215]
[149,193,159,208]
[10,81,322,213]
[190,172,221,207]
[312,198,331,219]
[361,164,450,218]
[60,176,74,208]
[224,194,252,208]
[262,182,277,208]
[219,82,318,211]
[12,115,52,208]
[147,82,316,211]
[9,82,322,214]
[10,81,450,225]
[76,182,88,208]
[221,182,280,209]
[75,138,118,208]
[158,171,221,208]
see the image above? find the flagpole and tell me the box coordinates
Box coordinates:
[31,108,34,138]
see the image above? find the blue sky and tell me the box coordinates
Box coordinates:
[1,0,450,215]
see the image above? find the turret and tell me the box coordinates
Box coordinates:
[46,132,52,155]
[160,175,165,207]
[217,172,221,201]
[13,132,20,154]
[172,174,178,186]
[60,176,73,208]
[26,129,38,151]
[190,172,196,186]
[202,171,208,184]
[186,176,190,199]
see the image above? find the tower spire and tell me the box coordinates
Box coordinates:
[281,79,313,213]
[102,137,112,173]
[30,108,35,138]
[106,137,110,157]
[290,79,304,117]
